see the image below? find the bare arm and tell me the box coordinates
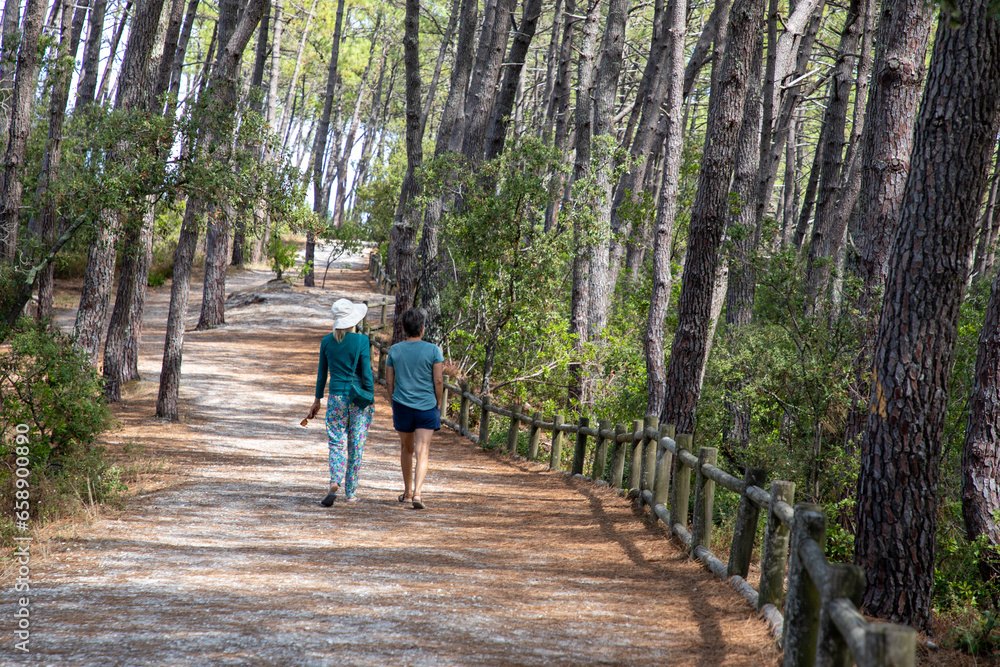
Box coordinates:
[386,366,395,403]
[433,362,444,409]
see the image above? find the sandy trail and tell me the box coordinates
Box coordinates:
[4,250,779,665]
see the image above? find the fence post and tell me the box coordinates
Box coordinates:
[642,416,659,492]
[782,503,826,667]
[441,375,450,421]
[478,394,491,446]
[507,404,522,455]
[759,480,796,612]
[459,381,471,435]
[593,419,612,482]
[691,447,718,556]
[864,624,916,667]
[550,413,565,470]
[528,411,542,460]
[378,344,387,382]
[816,563,865,667]
[611,423,627,489]
[652,424,675,525]
[572,415,589,475]
[627,419,643,494]
[671,434,694,531]
[380,297,387,326]
[728,466,767,578]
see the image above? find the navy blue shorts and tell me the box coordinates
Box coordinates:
[392,401,441,433]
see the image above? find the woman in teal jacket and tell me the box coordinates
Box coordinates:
[308,299,375,505]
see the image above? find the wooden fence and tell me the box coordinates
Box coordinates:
[363,254,916,667]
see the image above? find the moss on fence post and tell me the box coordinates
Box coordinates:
[783,503,825,667]
[691,446,717,556]
[377,345,387,382]
[507,404,522,455]
[817,563,865,666]
[550,413,564,470]
[459,381,471,435]
[642,416,658,493]
[652,424,675,525]
[572,415,589,475]
[671,433,694,531]
[759,480,795,612]
[478,395,491,446]
[593,419,612,482]
[627,419,643,494]
[528,411,542,460]
[611,423,627,489]
[864,624,916,667]
[728,466,767,578]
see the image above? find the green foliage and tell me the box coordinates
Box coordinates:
[267,235,300,281]
[431,139,571,395]
[354,146,406,244]
[953,611,1000,656]
[0,319,111,464]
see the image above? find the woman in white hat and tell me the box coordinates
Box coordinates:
[307,298,374,505]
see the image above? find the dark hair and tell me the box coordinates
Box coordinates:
[401,309,426,338]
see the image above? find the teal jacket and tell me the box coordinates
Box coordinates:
[315,332,375,399]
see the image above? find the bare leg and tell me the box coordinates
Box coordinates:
[412,428,433,501]
[398,431,414,500]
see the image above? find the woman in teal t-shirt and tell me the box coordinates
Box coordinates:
[386,309,443,510]
[307,299,374,506]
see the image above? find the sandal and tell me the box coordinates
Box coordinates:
[345,496,359,504]
[411,497,425,510]
[398,493,412,503]
[320,483,340,507]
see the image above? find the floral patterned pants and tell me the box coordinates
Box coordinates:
[325,395,374,499]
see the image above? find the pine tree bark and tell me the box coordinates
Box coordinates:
[645,0,687,418]
[963,269,1000,582]
[28,0,85,321]
[587,0,630,339]
[853,0,1000,631]
[157,0,269,419]
[195,0,245,328]
[95,2,133,105]
[389,0,423,345]
[484,0,543,161]
[0,0,46,261]
[803,0,865,311]
[659,0,766,433]
[0,0,21,154]
[461,0,514,165]
[416,0,478,344]
[302,0,345,288]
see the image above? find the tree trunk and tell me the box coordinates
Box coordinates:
[963,268,1000,582]
[302,0,345,288]
[389,0,423,345]
[0,0,46,261]
[645,0,687,418]
[461,0,514,165]
[484,0,544,162]
[420,0,460,139]
[846,0,934,306]
[157,0,269,419]
[29,0,82,321]
[853,0,1000,631]
[587,0,630,339]
[543,0,576,230]
[195,0,247,327]
[416,0,478,343]
[972,148,1000,283]
[277,0,317,142]
[167,0,200,114]
[682,0,730,100]
[0,0,21,153]
[95,1,133,105]
[803,0,865,311]
[659,0,766,433]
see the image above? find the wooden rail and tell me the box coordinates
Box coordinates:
[365,254,915,667]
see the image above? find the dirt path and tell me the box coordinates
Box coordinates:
[7,252,779,665]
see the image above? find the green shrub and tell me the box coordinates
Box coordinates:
[0,319,111,465]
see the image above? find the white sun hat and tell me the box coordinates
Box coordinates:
[330,298,368,330]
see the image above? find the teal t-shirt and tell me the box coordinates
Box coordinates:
[386,340,444,410]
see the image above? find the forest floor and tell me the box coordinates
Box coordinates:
[0,246,960,665]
